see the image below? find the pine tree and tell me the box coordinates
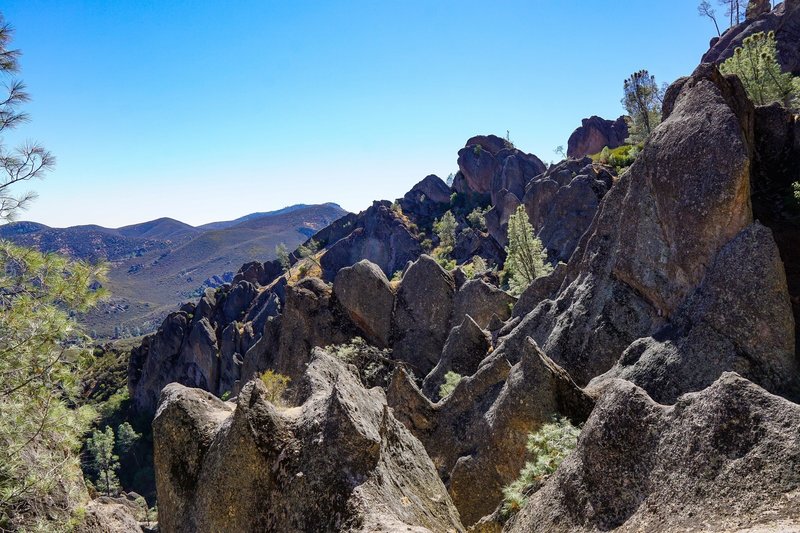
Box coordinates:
[621,70,664,144]
[275,242,291,272]
[504,205,552,296]
[719,31,800,110]
[86,426,120,496]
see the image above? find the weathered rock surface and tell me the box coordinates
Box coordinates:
[320,201,422,280]
[592,223,799,403]
[522,158,610,262]
[512,262,567,319]
[78,499,144,533]
[421,315,492,402]
[333,260,395,348]
[391,255,455,378]
[153,350,464,533]
[453,278,515,330]
[508,374,800,532]
[703,0,800,76]
[389,337,594,525]
[522,64,756,385]
[566,115,628,159]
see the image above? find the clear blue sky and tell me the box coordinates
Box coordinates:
[2,0,716,228]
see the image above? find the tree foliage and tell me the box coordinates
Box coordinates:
[86,426,119,497]
[719,31,800,109]
[0,241,107,527]
[501,417,581,516]
[275,242,290,272]
[438,371,462,399]
[504,205,551,296]
[259,370,291,406]
[433,210,457,250]
[621,70,664,144]
[0,16,54,223]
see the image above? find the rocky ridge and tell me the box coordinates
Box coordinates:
[136,48,800,533]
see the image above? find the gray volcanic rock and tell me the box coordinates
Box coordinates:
[320,201,422,280]
[391,255,455,378]
[333,259,395,348]
[522,64,756,385]
[399,174,452,223]
[592,222,799,403]
[512,262,567,319]
[389,337,593,525]
[566,116,628,159]
[522,158,610,263]
[508,374,800,532]
[78,499,144,533]
[453,135,546,206]
[153,350,464,533]
[453,279,515,330]
[702,1,800,76]
[421,315,492,402]
[273,276,358,380]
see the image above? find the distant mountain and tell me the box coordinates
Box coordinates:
[0,203,348,339]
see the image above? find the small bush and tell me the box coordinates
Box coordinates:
[793,182,800,202]
[259,370,291,406]
[501,417,581,517]
[467,207,488,232]
[327,337,395,388]
[439,371,462,398]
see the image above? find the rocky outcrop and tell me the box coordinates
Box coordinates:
[452,278,515,330]
[389,338,593,525]
[153,350,464,533]
[333,260,395,348]
[508,374,800,532]
[391,255,455,378]
[319,201,422,280]
[566,116,628,159]
[592,222,798,403]
[398,174,452,225]
[521,64,757,385]
[512,262,567,319]
[421,315,492,401]
[78,499,144,533]
[522,158,611,262]
[452,135,546,209]
[702,0,800,75]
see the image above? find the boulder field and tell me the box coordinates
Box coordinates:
[134,59,800,531]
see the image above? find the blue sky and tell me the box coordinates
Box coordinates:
[2,0,716,228]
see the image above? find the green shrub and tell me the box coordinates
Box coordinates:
[720,31,800,109]
[503,205,552,296]
[438,371,462,398]
[793,182,800,202]
[501,417,581,517]
[259,370,291,406]
[467,207,488,232]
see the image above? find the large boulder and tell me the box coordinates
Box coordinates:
[421,315,492,402]
[566,116,628,159]
[522,64,756,385]
[452,279,515,330]
[153,350,464,533]
[508,374,800,532]
[333,259,395,347]
[592,223,799,403]
[391,255,456,378]
[398,174,452,224]
[320,201,422,280]
[522,158,610,263]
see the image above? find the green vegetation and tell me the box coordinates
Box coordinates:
[327,337,396,388]
[432,211,458,269]
[0,240,107,528]
[85,422,140,497]
[438,371,462,398]
[276,242,290,272]
[591,144,641,172]
[460,255,488,280]
[259,370,291,406]
[502,417,581,517]
[466,206,488,232]
[622,69,664,144]
[297,238,321,267]
[793,182,800,202]
[503,205,552,296]
[720,31,800,110]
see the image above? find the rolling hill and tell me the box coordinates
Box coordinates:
[0,203,347,339]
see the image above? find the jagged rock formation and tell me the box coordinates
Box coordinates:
[388,337,594,524]
[522,158,612,262]
[153,350,464,533]
[507,374,800,532]
[703,0,800,75]
[566,116,628,159]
